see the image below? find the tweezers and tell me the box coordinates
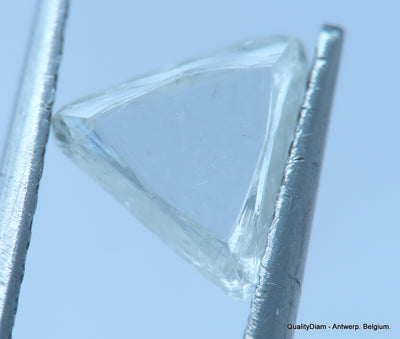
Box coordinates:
[0,0,343,337]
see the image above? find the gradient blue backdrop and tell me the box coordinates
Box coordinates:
[0,1,399,338]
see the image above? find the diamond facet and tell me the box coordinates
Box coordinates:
[53,37,307,300]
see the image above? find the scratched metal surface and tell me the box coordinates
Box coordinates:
[0,0,69,337]
[244,25,343,338]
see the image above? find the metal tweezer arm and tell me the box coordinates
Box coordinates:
[244,25,343,338]
[0,0,69,337]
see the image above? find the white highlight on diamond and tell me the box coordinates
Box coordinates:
[53,37,307,300]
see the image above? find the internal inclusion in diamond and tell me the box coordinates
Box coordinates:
[53,37,307,300]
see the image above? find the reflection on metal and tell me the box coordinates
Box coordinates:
[0,0,69,337]
[244,25,344,338]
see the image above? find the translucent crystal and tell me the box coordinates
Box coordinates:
[53,37,307,300]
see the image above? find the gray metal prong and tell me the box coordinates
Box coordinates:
[0,0,69,337]
[244,25,344,338]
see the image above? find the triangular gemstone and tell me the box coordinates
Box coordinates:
[53,37,307,300]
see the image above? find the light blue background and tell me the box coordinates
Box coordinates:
[1,1,399,338]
